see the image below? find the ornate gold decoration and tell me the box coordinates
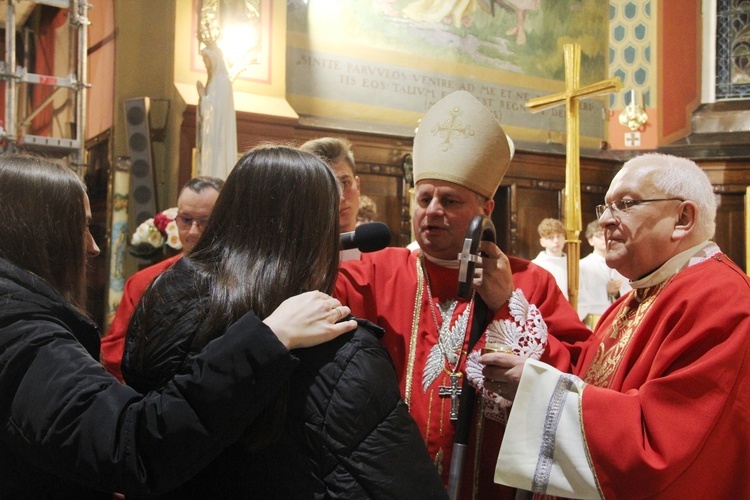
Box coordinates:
[583,281,668,387]
[431,106,475,152]
[405,253,425,408]
[434,447,444,477]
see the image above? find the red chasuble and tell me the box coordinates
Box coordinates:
[336,248,590,499]
[100,254,182,381]
[575,254,750,499]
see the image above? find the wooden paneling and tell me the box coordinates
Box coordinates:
[697,159,750,273]
[715,192,746,271]
[493,151,617,260]
[505,185,561,260]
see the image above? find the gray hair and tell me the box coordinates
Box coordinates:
[621,153,716,239]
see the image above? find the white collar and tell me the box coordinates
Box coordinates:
[629,241,719,289]
[422,251,461,269]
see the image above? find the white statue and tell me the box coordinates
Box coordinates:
[196,44,237,180]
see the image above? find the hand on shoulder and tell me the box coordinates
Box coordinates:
[264,291,357,350]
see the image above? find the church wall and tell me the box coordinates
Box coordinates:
[607,0,658,150]
[606,0,702,150]
[113,0,179,211]
[78,0,744,324]
[658,0,701,144]
[285,1,611,149]
[87,0,115,141]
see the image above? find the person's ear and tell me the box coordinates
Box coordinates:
[673,201,697,241]
[482,197,495,216]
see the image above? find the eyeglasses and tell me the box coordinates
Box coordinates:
[175,215,209,230]
[595,198,684,220]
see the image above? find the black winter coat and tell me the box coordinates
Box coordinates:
[0,256,298,498]
[123,258,447,499]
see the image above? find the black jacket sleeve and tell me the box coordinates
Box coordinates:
[290,321,448,499]
[326,328,447,499]
[0,311,297,496]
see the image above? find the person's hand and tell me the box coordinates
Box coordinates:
[473,241,514,312]
[263,291,357,350]
[479,352,526,401]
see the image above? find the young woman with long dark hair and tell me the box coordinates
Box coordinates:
[123,145,446,498]
[0,152,354,498]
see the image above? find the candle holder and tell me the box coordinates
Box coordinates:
[618,89,649,131]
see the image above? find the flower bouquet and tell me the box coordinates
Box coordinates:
[129,207,183,259]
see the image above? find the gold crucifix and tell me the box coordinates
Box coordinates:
[525,43,623,310]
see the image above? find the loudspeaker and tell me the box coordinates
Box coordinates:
[124,97,157,225]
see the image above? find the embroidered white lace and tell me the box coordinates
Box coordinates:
[465,288,549,423]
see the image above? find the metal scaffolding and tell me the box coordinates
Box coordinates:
[1,0,89,175]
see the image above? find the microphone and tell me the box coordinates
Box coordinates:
[340,222,391,253]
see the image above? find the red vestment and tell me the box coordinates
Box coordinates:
[100,254,182,381]
[336,248,590,499]
[574,253,750,498]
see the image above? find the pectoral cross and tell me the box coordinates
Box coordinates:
[525,43,623,311]
[438,372,463,420]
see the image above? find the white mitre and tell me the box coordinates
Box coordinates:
[413,90,515,199]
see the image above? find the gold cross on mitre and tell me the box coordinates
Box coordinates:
[433,107,475,152]
[525,43,622,310]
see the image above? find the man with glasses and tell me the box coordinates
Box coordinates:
[101,176,223,381]
[482,153,750,498]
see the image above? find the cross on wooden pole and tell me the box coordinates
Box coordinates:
[525,43,622,311]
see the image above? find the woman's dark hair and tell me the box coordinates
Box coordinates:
[127,145,341,450]
[0,153,87,305]
[188,144,341,349]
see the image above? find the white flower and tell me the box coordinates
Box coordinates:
[131,218,156,246]
[146,227,165,248]
[129,208,181,256]
[165,220,183,250]
[162,207,179,220]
